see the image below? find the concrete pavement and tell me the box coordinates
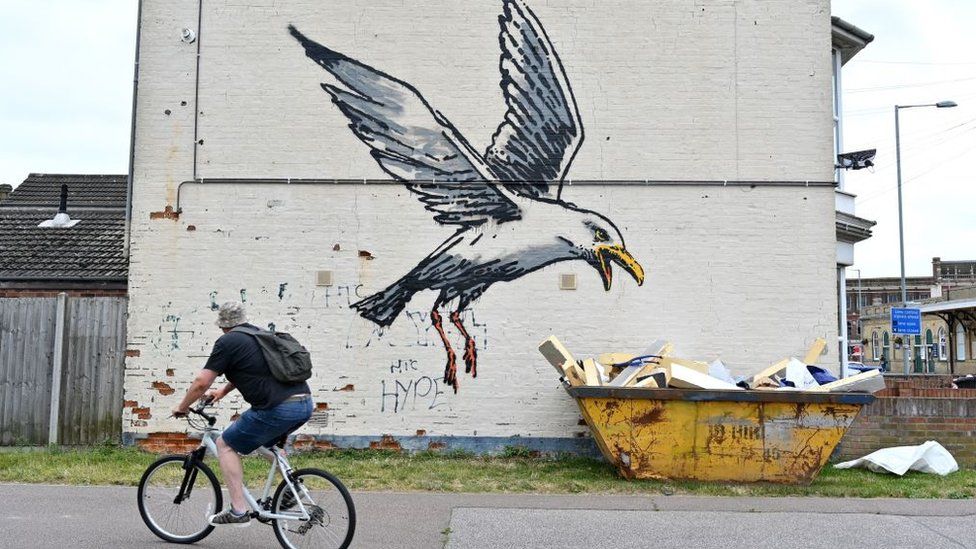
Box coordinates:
[0,484,973,548]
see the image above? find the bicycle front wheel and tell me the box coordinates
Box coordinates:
[137,455,222,544]
[271,468,356,549]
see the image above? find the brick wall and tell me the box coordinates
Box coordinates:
[838,377,976,467]
[136,432,202,454]
[126,0,838,449]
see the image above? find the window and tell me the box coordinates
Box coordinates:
[926,329,935,372]
[883,331,890,359]
[872,331,880,360]
[957,323,967,361]
[938,327,948,361]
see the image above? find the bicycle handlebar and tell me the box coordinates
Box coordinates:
[187,396,217,427]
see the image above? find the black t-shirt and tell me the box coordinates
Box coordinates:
[204,324,310,410]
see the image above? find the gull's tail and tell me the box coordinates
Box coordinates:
[350,280,415,327]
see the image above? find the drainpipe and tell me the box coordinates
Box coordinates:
[123,0,144,259]
[192,0,203,179]
[839,267,848,378]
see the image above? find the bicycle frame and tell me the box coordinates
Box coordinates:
[177,420,314,522]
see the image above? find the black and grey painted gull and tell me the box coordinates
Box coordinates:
[290,0,644,391]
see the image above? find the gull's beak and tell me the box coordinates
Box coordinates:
[594,245,645,291]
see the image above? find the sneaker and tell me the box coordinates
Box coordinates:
[208,508,251,527]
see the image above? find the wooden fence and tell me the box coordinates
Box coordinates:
[0,295,127,445]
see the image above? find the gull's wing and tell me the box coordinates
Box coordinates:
[485,0,584,199]
[290,25,521,227]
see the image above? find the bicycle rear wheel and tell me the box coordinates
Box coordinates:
[137,455,222,544]
[271,468,356,549]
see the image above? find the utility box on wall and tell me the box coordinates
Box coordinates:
[126,0,838,452]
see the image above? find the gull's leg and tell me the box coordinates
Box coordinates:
[431,306,458,392]
[450,310,477,378]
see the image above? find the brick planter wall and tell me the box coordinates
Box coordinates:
[837,376,976,468]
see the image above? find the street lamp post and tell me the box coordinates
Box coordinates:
[894,100,957,374]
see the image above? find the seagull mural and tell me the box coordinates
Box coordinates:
[290,0,645,392]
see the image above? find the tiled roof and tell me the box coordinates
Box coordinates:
[0,174,128,282]
[2,174,127,208]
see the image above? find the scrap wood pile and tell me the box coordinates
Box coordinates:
[538,336,886,394]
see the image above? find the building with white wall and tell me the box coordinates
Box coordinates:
[125,0,845,452]
[830,16,875,372]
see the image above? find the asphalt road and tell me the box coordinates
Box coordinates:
[0,484,973,548]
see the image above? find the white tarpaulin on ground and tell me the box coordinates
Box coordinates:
[834,440,959,476]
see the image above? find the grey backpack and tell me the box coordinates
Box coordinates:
[232,326,312,384]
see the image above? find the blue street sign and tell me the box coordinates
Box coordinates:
[891,308,922,335]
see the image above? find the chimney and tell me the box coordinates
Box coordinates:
[0,183,11,203]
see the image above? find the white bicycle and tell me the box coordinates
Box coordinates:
[136,398,355,548]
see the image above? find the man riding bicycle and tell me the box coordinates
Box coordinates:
[173,302,313,526]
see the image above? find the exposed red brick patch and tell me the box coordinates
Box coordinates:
[152,381,175,396]
[125,349,141,357]
[165,368,175,377]
[315,402,329,411]
[358,250,374,260]
[149,205,179,220]
[230,412,241,421]
[137,432,198,454]
[133,407,152,419]
[186,225,196,231]
[428,441,446,450]
[415,429,426,436]
[336,384,354,392]
[292,435,337,452]
[369,435,401,451]
[292,434,315,449]
[124,400,138,408]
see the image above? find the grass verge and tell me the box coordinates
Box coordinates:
[0,445,973,499]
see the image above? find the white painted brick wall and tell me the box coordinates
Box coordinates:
[126,0,837,441]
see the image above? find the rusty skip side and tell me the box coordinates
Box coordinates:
[569,386,874,484]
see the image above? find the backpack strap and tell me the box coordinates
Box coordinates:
[231,325,262,335]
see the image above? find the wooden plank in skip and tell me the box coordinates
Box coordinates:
[809,369,885,393]
[802,338,827,365]
[538,336,577,375]
[581,358,602,386]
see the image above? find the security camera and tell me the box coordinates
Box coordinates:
[836,149,876,171]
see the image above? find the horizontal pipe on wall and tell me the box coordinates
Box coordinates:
[175,178,837,213]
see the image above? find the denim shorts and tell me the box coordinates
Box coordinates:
[221,397,313,454]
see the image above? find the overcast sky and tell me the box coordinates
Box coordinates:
[0,1,136,187]
[1,1,972,278]
[833,0,976,278]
